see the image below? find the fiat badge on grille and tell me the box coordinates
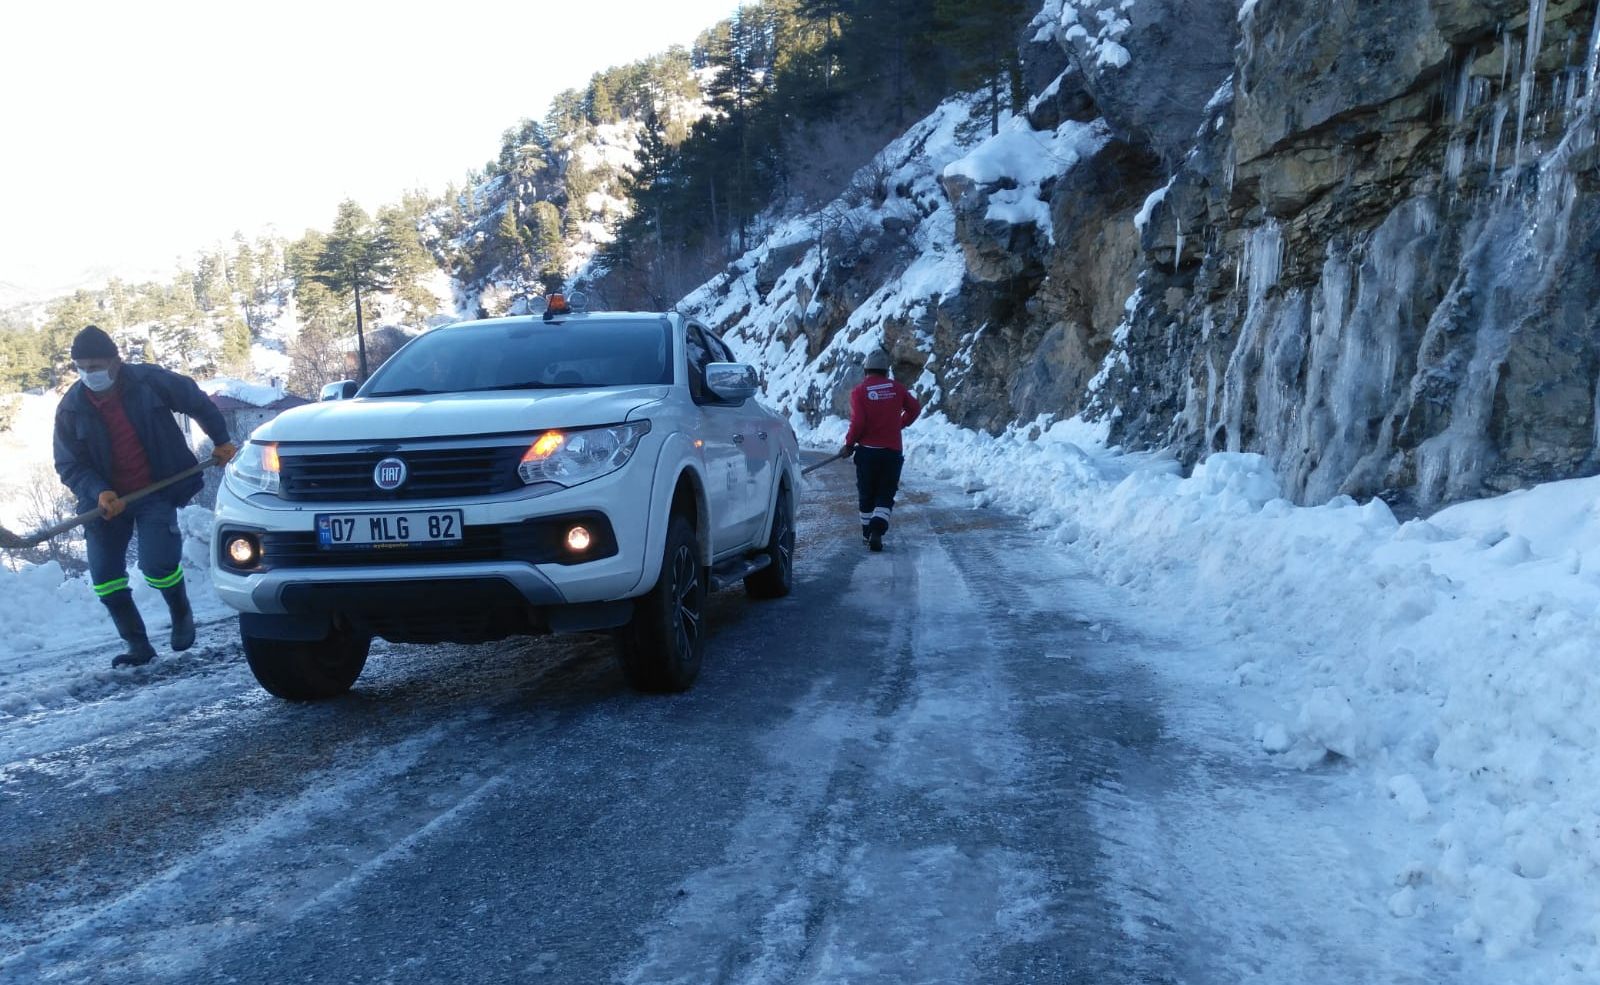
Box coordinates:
[373,457,408,490]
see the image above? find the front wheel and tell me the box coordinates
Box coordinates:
[745,486,794,599]
[242,623,370,701]
[617,515,706,692]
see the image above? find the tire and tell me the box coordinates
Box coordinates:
[744,486,794,599]
[241,623,370,701]
[617,514,706,692]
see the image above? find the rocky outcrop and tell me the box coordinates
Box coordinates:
[687,0,1600,510]
[1096,0,1600,507]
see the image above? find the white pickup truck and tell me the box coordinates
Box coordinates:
[212,304,801,700]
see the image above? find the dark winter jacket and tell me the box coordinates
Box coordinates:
[53,364,231,511]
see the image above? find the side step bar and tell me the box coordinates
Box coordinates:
[709,553,772,592]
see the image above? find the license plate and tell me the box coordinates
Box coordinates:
[315,510,464,550]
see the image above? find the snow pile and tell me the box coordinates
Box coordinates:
[1061,0,1136,69]
[943,115,1109,241]
[201,377,286,407]
[811,411,1600,979]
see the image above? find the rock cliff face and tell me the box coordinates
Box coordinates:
[684,0,1600,509]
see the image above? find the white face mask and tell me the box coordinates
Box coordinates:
[81,369,115,392]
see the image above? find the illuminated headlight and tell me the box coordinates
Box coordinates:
[565,525,593,552]
[226,441,281,495]
[518,421,651,487]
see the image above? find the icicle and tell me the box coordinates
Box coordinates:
[1490,98,1510,179]
[1174,217,1185,274]
[1245,221,1283,304]
[1502,27,1513,94]
[1445,138,1466,183]
[1515,0,1549,167]
[1585,0,1600,105]
[1454,49,1476,122]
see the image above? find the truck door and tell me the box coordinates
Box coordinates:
[705,327,772,545]
[685,324,748,557]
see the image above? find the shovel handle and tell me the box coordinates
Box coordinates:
[801,451,846,476]
[12,460,214,547]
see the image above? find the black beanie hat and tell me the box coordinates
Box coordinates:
[70,325,118,361]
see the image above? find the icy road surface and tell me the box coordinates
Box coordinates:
[0,461,1466,983]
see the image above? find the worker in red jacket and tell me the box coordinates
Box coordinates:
[839,349,921,551]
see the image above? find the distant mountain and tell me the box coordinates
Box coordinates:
[0,264,169,312]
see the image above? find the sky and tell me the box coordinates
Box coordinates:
[0,0,742,303]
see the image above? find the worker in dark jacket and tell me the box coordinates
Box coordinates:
[53,326,236,667]
[839,349,921,552]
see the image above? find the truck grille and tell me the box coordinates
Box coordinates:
[277,446,525,502]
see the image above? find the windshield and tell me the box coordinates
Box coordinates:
[362,318,674,397]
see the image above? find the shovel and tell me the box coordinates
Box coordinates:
[801,451,848,476]
[0,460,215,550]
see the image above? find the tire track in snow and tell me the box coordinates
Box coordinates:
[618,497,1109,983]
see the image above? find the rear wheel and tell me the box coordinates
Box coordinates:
[745,486,794,599]
[618,515,706,692]
[242,623,370,701]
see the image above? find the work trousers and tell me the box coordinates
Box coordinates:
[85,498,185,603]
[854,446,904,534]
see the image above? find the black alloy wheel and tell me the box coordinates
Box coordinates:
[618,514,706,692]
[745,487,794,599]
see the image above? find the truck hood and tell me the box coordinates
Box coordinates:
[254,386,672,443]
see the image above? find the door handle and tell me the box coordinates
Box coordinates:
[732,433,746,444]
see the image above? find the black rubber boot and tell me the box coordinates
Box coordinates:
[161,582,195,652]
[861,524,871,544]
[868,517,887,553]
[103,593,157,668]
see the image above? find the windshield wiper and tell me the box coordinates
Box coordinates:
[365,387,437,397]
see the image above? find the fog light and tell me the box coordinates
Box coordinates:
[565,525,593,553]
[226,534,260,567]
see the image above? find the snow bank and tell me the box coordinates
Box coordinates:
[829,412,1600,980]
[0,505,232,718]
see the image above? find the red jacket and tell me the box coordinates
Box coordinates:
[845,375,921,451]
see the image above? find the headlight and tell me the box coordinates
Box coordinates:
[226,441,281,495]
[518,421,651,487]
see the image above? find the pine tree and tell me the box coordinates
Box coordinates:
[230,235,261,332]
[530,201,569,292]
[378,200,441,327]
[311,200,397,381]
[219,315,252,376]
[934,0,1029,134]
[546,88,587,142]
[590,79,617,124]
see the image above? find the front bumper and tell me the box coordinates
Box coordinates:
[211,463,654,625]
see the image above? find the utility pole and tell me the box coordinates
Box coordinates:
[353,275,369,381]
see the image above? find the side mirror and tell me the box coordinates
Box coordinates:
[320,380,358,401]
[705,362,759,402]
